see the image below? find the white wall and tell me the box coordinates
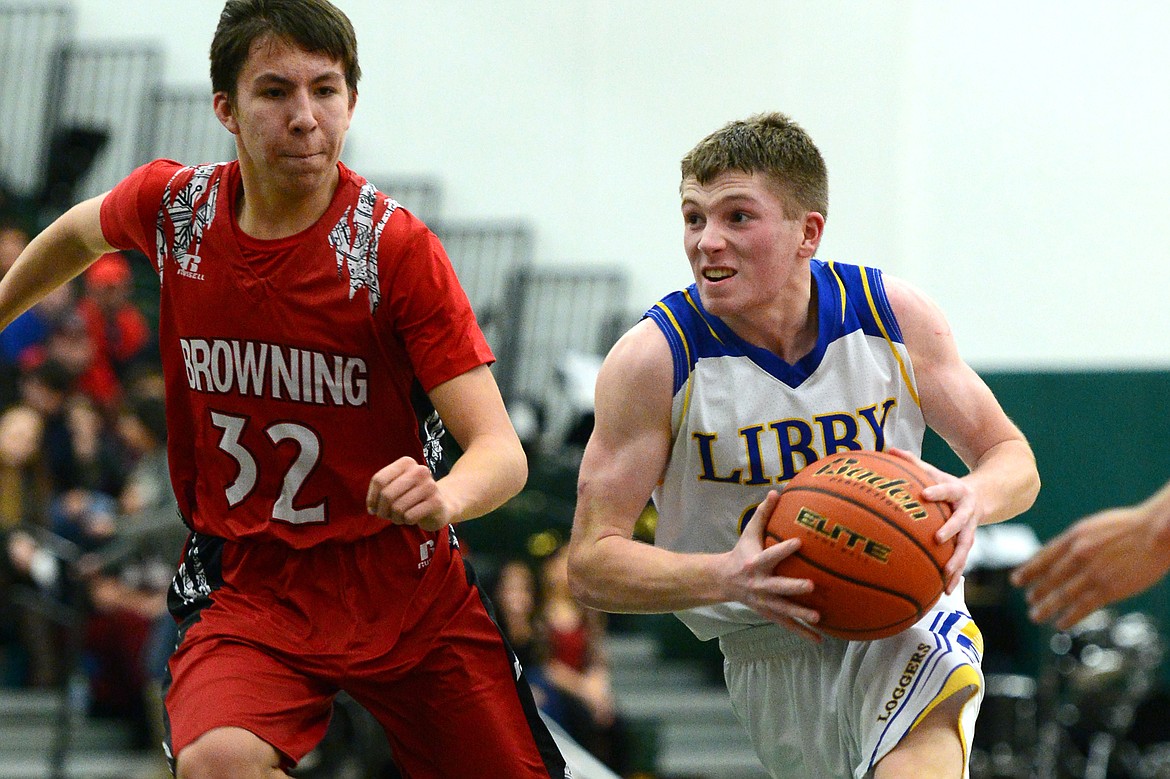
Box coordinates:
[69,1,1170,369]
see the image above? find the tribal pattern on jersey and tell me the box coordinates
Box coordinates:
[327,183,396,313]
[158,164,218,284]
[170,531,222,615]
[100,158,493,548]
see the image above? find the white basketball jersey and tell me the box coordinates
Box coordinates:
[647,259,927,640]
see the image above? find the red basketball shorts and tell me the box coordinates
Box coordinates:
[162,528,566,777]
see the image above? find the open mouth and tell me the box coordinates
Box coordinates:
[703,268,736,282]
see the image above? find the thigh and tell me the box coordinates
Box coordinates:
[350,594,566,778]
[164,632,334,771]
[176,725,285,778]
[873,692,968,779]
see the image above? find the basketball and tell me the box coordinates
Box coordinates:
[763,449,954,640]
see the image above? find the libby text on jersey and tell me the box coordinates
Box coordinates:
[693,398,897,486]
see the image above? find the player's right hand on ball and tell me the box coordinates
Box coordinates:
[729,491,822,642]
[366,456,453,532]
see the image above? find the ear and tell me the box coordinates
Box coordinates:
[213,92,240,135]
[799,211,826,258]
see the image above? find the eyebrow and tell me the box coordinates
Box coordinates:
[251,70,346,88]
[681,192,761,208]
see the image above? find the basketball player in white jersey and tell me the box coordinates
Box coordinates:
[568,112,1040,778]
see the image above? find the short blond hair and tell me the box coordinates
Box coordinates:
[680,112,828,219]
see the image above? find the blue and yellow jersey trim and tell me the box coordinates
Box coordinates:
[644,259,917,401]
[866,610,983,772]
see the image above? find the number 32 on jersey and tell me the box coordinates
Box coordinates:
[210,410,326,524]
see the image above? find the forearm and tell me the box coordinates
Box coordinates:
[965,438,1040,525]
[568,526,731,614]
[437,431,527,524]
[0,195,111,329]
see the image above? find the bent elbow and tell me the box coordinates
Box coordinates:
[566,544,604,609]
[567,571,594,608]
[497,436,528,503]
[1004,464,1041,522]
[510,446,529,499]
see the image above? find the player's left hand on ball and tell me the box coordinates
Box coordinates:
[366,456,452,531]
[888,448,981,594]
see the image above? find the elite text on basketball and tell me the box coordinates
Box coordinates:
[793,507,893,563]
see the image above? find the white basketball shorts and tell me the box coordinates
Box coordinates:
[718,584,984,779]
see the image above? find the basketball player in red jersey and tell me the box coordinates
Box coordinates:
[0,1,567,776]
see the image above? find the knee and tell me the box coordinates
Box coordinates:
[176,726,284,779]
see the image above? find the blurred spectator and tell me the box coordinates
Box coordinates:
[494,557,543,667]
[490,550,633,774]
[0,404,49,531]
[0,281,77,367]
[0,216,35,406]
[49,489,118,555]
[492,557,557,714]
[3,249,156,413]
[2,386,183,749]
[81,389,185,748]
[19,360,125,496]
[115,388,171,517]
[539,545,632,775]
[26,311,121,411]
[75,251,154,383]
[0,214,31,279]
[0,404,64,688]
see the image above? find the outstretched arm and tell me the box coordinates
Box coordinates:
[1011,480,1170,629]
[886,276,1041,591]
[566,320,819,635]
[0,194,112,329]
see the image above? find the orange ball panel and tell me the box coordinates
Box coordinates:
[763,450,956,640]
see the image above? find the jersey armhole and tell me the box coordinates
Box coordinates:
[644,303,693,396]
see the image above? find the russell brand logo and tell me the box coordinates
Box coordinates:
[177,253,205,281]
[418,539,435,570]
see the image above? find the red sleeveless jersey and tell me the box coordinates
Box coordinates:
[100,160,493,549]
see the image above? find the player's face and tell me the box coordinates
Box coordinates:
[215,34,356,194]
[681,171,821,325]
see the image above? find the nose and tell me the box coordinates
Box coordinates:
[696,221,726,254]
[288,89,318,134]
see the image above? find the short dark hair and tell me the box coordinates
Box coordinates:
[680,112,829,219]
[210,0,361,98]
